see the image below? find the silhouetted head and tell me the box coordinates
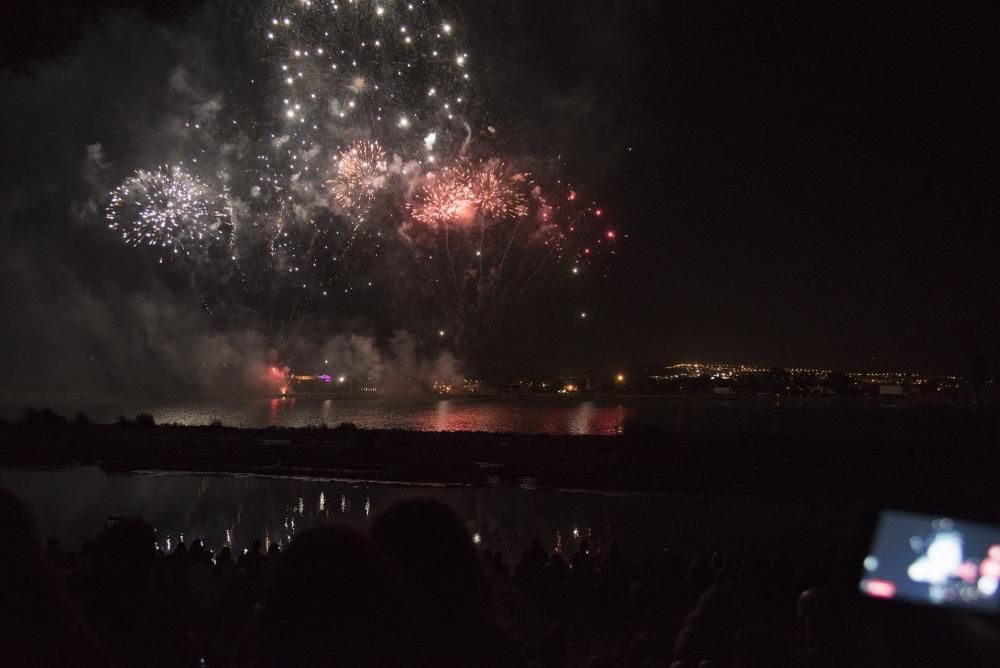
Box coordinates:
[0,489,42,577]
[217,546,232,564]
[797,587,842,648]
[91,519,156,599]
[371,498,483,613]
[251,538,262,552]
[260,526,404,667]
[0,488,101,663]
[686,585,742,632]
[580,540,590,554]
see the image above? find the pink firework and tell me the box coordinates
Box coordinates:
[410,166,476,226]
[470,162,529,220]
[410,160,528,226]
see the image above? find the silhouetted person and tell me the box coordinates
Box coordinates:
[570,539,595,596]
[165,541,189,593]
[546,552,570,598]
[215,545,235,585]
[0,489,104,666]
[520,538,549,589]
[83,518,197,667]
[262,541,282,580]
[238,537,264,583]
[687,555,714,596]
[651,547,686,608]
[673,585,743,666]
[371,498,525,666]
[260,526,406,667]
[187,541,214,610]
[599,540,630,606]
[188,538,211,566]
[492,549,510,582]
[797,587,854,667]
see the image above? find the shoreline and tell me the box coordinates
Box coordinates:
[2,423,998,510]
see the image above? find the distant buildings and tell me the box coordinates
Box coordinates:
[276,360,965,398]
[636,362,960,397]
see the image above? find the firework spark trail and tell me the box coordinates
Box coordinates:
[472,162,529,221]
[334,144,385,207]
[326,139,388,210]
[99,0,621,360]
[404,161,535,349]
[401,160,619,354]
[106,166,230,259]
[262,0,473,187]
[409,160,527,227]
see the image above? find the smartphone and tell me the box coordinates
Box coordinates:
[859,508,1000,613]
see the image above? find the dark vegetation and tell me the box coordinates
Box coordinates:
[1,408,998,509]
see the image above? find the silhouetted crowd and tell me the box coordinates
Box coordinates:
[2,487,999,667]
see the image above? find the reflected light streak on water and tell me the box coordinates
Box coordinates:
[0,397,637,434]
[0,466,855,565]
[3,395,985,440]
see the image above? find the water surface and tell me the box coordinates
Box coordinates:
[0,466,854,562]
[1,394,992,439]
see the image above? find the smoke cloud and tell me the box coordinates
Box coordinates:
[0,3,463,395]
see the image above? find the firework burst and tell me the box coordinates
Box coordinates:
[410,160,528,226]
[529,179,616,274]
[326,139,388,210]
[99,1,622,356]
[106,166,230,259]
[262,0,472,188]
[472,162,529,220]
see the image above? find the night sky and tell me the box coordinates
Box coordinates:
[2,1,999,392]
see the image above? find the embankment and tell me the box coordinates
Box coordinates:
[1,424,997,511]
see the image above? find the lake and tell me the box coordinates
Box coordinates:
[0,393,992,439]
[0,466,855,563]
